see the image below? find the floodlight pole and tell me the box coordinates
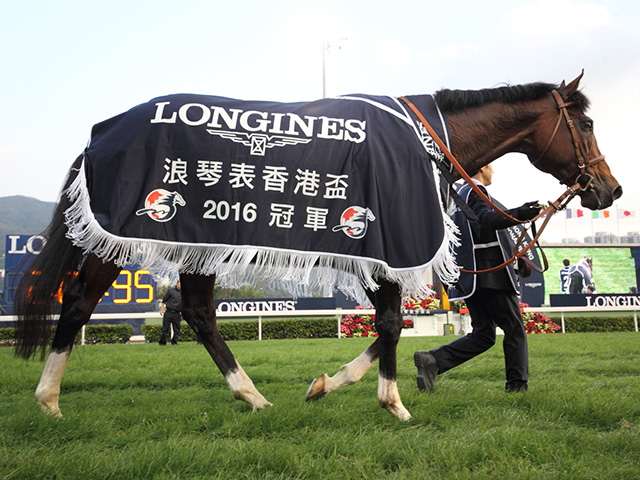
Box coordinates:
[322,38,347,98]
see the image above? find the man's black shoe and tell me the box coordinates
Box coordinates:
[506,382,528,393]
[414,351,438,392]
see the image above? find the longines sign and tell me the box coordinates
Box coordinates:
[550,294,640,308]
[214,297,335,313]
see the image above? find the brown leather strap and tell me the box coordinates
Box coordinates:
[541,90,606,187]
[399,96,522,224]
[459,208,554,274]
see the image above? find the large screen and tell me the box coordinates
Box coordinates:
[541,246,638,303]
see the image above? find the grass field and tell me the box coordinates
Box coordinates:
[1,334,639,479]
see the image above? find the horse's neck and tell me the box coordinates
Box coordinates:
[446,101,542,176]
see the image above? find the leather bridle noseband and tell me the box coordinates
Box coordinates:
[532,90,606,193]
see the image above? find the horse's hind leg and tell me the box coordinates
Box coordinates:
[36,255,121,417]
[306,339,380,400]
[306,288,381,401]
[306,281,410,420]
[179,274,271,411]
[372,281,410,421]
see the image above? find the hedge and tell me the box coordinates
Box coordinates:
[142,318,339,342]
[2,316,637,347]
[0,328,16,347]
[81,324,134,344]
[562,316,637,333]
[0,324,134,347]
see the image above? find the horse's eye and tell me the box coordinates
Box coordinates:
[582,120,593,131]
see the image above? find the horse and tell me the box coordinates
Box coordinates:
[14,72,621,421]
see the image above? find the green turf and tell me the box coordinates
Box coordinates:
[1,334,639,479]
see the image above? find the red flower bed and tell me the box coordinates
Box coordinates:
[520,303,562,334]
[341,306,414,337]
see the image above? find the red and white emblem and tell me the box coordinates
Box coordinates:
[332,206,375,239]
[135,189,186,222]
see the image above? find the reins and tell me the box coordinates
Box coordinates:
[399,91,597,276]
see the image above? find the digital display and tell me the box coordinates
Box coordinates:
[3,234,156,309]
[100,269,154,305]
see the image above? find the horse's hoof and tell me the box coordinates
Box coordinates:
[35,392,63,418]
[305,374,328,401]
[382,403,412,422]
[252,400,273,412]
[36,400,63,418]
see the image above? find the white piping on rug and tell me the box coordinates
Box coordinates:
[338,95,414,126]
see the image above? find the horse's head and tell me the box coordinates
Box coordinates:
[529,72,622,210]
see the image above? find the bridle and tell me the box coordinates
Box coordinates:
[399,90,606,275]
[532,90,606,194]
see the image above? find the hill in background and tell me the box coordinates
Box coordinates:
[0,195,56,269]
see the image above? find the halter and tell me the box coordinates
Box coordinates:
[532,90,606,192]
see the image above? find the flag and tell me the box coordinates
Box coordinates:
[617,208,636,218]
[566,208,584,219]
[592,210,611,219]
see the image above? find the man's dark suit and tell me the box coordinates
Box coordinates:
[430,180,536,392]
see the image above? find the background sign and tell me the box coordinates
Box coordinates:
[2,234,156,314]
[214,297,337,313]
[550,293,640,308]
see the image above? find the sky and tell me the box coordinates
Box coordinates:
[1,0,639,242]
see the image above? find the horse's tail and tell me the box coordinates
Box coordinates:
[14,154,86,360]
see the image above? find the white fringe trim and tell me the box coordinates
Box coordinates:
[63,157,460,300]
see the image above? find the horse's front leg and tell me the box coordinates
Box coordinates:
[179,274,271,411]
[372,281,411,421]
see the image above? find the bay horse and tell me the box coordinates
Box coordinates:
[14,73,621,421]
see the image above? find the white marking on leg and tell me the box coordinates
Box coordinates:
[35,350,70,418]
[225,363,272,411]
[306,348,377,400]
[378,375,411,421]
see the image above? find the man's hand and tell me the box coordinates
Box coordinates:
[516,201,542,221]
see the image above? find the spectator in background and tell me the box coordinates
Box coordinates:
[159,281,182,345]
[559,258,571,294]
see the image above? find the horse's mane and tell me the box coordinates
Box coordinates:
[434,82,590,113]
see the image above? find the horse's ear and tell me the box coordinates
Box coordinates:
[558,70,584,99]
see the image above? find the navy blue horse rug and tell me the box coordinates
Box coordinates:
[65,93,459,297]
